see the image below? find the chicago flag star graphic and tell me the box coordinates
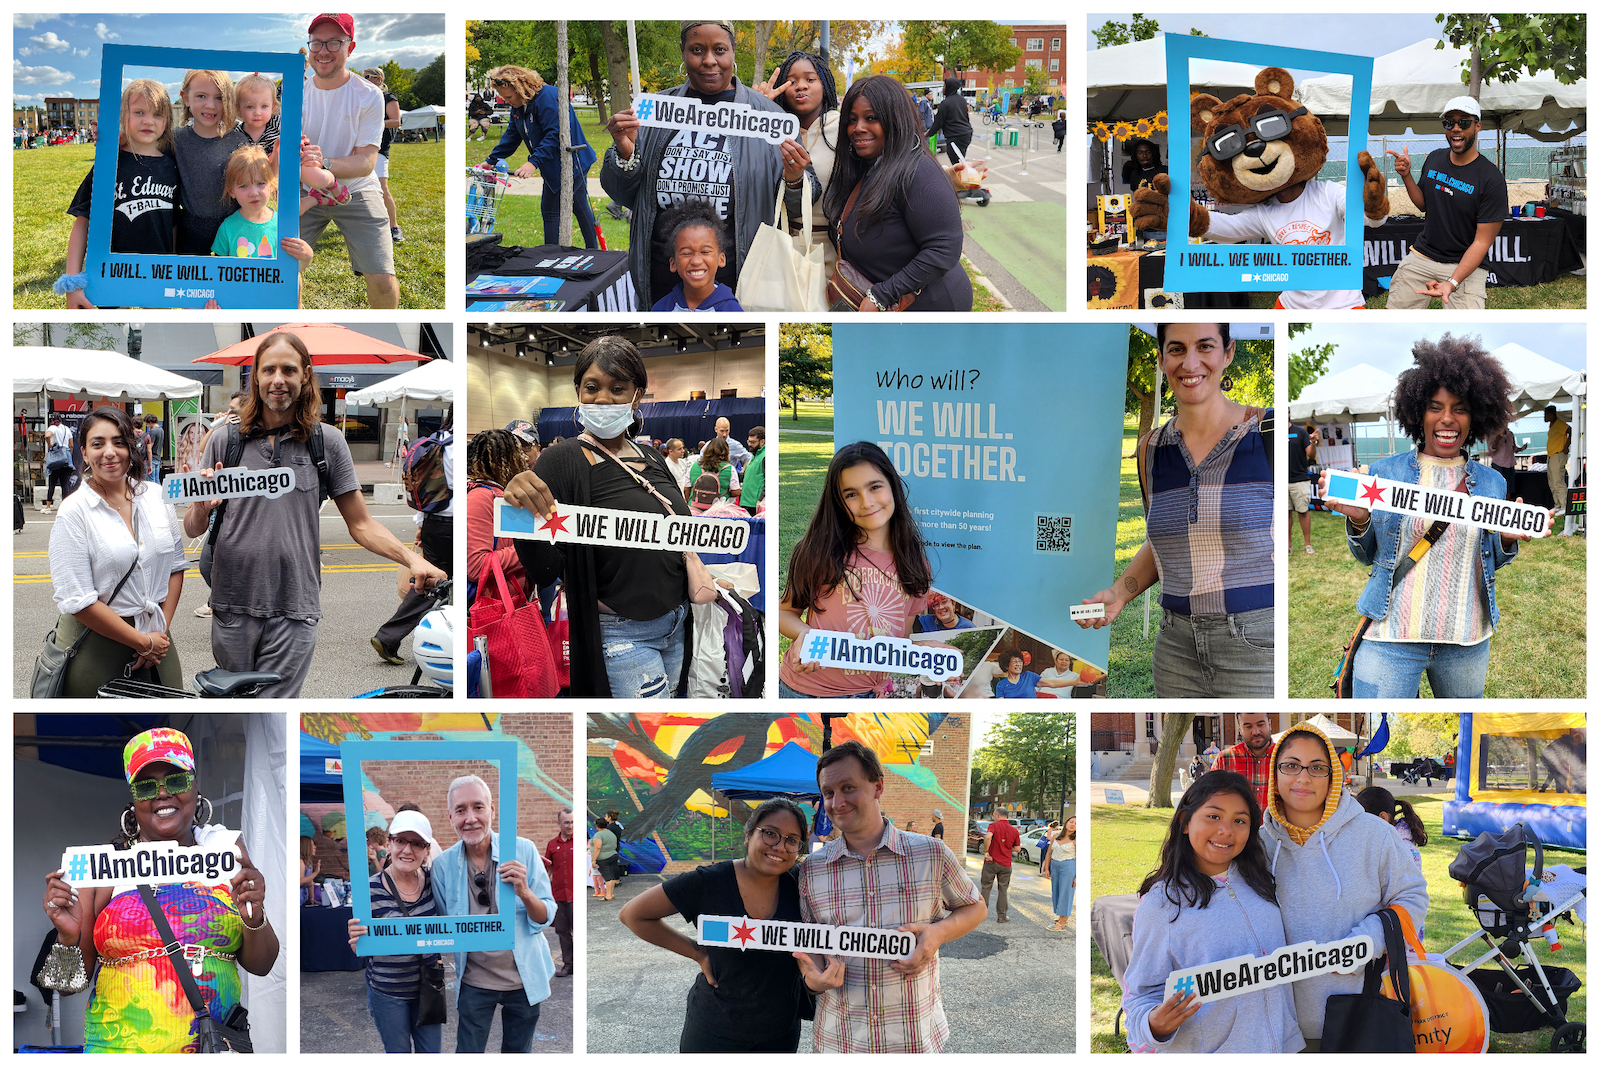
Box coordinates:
[1359,479,1386,506]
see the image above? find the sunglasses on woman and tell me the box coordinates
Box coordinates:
[1205,106,1308,162]
[131,771,195,801]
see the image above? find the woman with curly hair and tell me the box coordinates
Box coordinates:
[484,64,600,248]
[466,428,531,599]
[1318,334,1549,698]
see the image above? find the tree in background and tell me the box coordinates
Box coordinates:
[14,322,122,350]
[466,20,682,124]
[1093,14,1162,48]
[778,323,832,420]
[408,54,445,109]
[1385,712,1460,761]
[1023,66,1052,98]
[1125,326,1274,444]
[1435,14,1585,98]
[380,60,413,107]
[1148,713,1195,808]
[971,713,1075,818]
[903,21,1021,79]
[1287,322,1336,403]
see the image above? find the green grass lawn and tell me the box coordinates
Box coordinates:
[1288,509,1586,698]
[1243,274,1587,310]
[776,400,835,660]
[1088,798,1585,1052]
[15,141,444,309]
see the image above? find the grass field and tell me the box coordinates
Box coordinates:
[776,400,835,660]
[1088,798,1586,1053]
[1243,274,1587,311]
[15,141,444,309]
[1287,510,1586,698]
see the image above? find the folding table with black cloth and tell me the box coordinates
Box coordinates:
[466,237,637,312]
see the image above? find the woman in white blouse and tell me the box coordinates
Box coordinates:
[47,407,187,696]
[1041,816,1076,930]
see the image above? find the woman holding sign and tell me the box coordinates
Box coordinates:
[618,798,844,1052]
[42,407,188,696]
[503,336,719,698]
[41,727,278,1053]
[1316,335,1541,698]
[601,20,805,309]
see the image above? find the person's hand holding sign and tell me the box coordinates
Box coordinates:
[229,839,267,924]
[181,467,228,539]
[1147,987,1202,1039]
[780,138,811,186]
[889,920,942,976]
[347,916,368,952]
[1500,499,1554,548]
[504,468,559,519]
[1316,470,1370,526]
[793,950,846,992]
[498,858,550,923]
[606,108,642,161]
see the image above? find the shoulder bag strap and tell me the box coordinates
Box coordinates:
[136,884,211,1017]
[67,512,146,654]
[579,434,680,518]
[837,180,863,243]
[1389,469,1470,589]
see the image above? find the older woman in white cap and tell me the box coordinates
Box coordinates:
[347,810,444,1053]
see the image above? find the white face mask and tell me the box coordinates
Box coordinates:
[578,402,637,439]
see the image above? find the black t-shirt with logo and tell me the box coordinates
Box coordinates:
[67,151,180,256]
[1414,149,1508,263]
[649,88,740,306]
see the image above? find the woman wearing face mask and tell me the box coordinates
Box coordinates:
[502,336,717,698]
[1259,722,1429,1051]
[618,799,844,1052]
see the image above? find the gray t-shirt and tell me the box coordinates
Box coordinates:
[463,859,523,992]
[201,422,359,620]
[174,125,249,219]
[144,423,165,464]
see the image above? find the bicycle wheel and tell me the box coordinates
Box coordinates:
[354,684,449,698]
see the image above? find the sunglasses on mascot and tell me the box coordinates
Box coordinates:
[131,771,195,801]
[1441,118,1478,131]
[1205,106,1309,162]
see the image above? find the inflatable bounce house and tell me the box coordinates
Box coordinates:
[1443,712,1586,853]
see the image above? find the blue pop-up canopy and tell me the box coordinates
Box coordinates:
[300,732,344,803]
[711,741,820,802]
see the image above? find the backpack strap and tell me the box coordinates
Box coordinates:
[206,422,245,549]
[304,424,331,504]
[1249,406,1275,477]
[1134,423,1160,516]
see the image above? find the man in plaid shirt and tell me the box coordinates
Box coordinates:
[797,741,985,1052]
[1211,712,1275,814]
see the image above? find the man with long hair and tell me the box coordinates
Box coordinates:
[181,331,445,696]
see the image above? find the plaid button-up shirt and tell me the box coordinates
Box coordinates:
[1212,742,1274,814]
[798,818,982,1053]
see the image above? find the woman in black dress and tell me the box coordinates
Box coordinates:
[619,799,844,1052]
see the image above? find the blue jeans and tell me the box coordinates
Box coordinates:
[1050,858,1076,918]
[540,161,599,248]
[1352,637,1492,698]
[598,604,687,699]
[778,679,878,699]
[366,984,442,1054]
[1152,607,1274,698]
[455,982,541,1054]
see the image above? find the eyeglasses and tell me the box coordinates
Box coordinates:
[473,870,491,907]
[1441,118,1477,131]
[754,826,803,853]
[1205,106,1309,162]
[131,771,195,801]
[306,38,350,53]
[1276,761,1332,779]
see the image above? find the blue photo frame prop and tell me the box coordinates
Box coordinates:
[1163,35,1373,294]
[87,45,302,309]
[340,740,518,957]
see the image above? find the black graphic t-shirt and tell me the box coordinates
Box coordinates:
[649,88,740,305]
[67,151,181,256]
[1414,149,1509,263]
[380,92,399,156]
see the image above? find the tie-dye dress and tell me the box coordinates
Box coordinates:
[85,880,244,1053]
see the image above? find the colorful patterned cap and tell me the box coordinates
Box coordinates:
[123,727,196,783]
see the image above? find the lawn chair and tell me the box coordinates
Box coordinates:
[1090,893,1138,1039]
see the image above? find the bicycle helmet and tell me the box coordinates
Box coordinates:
[412,608,453,689]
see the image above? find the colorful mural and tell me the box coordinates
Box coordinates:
[587,712,971,873]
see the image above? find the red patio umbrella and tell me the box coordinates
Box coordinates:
[193,323,428,365]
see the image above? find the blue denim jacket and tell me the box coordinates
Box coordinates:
[486,85,598,177]
[1346,450,1518,626]
[431,832,556,1007]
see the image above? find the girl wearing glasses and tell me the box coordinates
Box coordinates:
[1260,721,1428,1051]
[619,799,845,1052]
[41,728,278,1053]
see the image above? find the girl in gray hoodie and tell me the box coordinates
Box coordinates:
[1122,771,1304,1054]
[1261,722,1429,1049]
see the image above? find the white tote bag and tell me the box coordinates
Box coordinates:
[736,182,828,312]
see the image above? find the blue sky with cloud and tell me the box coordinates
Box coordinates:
[13,13,446,106]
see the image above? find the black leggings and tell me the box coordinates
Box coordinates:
[45,466,74,504]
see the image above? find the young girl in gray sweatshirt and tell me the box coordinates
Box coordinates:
[1122,771,1305,1054]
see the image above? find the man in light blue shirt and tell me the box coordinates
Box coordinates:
[431,774,556,1053]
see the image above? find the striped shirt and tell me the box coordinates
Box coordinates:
[798,819,982,1053]
[1368,454,1490,645]
[365,869,440,999]
[1145,411,1274,615]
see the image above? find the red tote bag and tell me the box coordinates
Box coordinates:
[467,548,559,698]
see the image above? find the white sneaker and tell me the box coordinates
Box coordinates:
[1304,544,1315,554]
[195,604,213,618]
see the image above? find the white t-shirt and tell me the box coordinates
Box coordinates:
[302,71,385,195]
[49,424,72,451]
[1203,180,1385,310]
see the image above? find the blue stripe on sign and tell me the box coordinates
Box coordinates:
[703,920,729,943]
[1328,473,1359,500]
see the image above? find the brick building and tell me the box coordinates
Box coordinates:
[44,96,98,131]
[300,713,573,870]
[948,24,1066,96]
[1091,712,1367,758]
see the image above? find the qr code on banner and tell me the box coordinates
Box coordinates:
[1036,515,1073,553]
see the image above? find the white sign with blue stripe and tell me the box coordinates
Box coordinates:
[494,499,749,554]
[697,914,915,960]
[1322,472,1550,537]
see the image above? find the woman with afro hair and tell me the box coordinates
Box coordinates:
[1317,334,1550,697]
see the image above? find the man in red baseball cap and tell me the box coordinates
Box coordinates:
[301,14,399,308]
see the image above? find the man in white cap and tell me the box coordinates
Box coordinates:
[1384,95,1508,309]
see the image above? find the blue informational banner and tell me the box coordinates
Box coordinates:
[1163,35,1373,294]
[832,323,1129,677]
[340,740,518,957]
[87,45,302,309]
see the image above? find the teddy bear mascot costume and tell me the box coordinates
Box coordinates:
[1132,67,1388,310]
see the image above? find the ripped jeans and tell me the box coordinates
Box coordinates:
[598,603,688,699]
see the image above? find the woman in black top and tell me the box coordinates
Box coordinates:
[619,799,844,1052]
[504,336,718,697]
[825,74,971,311]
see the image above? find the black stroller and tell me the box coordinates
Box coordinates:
[1444,823,1585,1053]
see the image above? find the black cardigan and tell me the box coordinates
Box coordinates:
[513,437,693,698]
[833,150,972,310]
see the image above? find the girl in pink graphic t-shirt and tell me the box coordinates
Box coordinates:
[778,442,931,698]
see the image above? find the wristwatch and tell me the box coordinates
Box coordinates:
[1443,277,1459,291]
